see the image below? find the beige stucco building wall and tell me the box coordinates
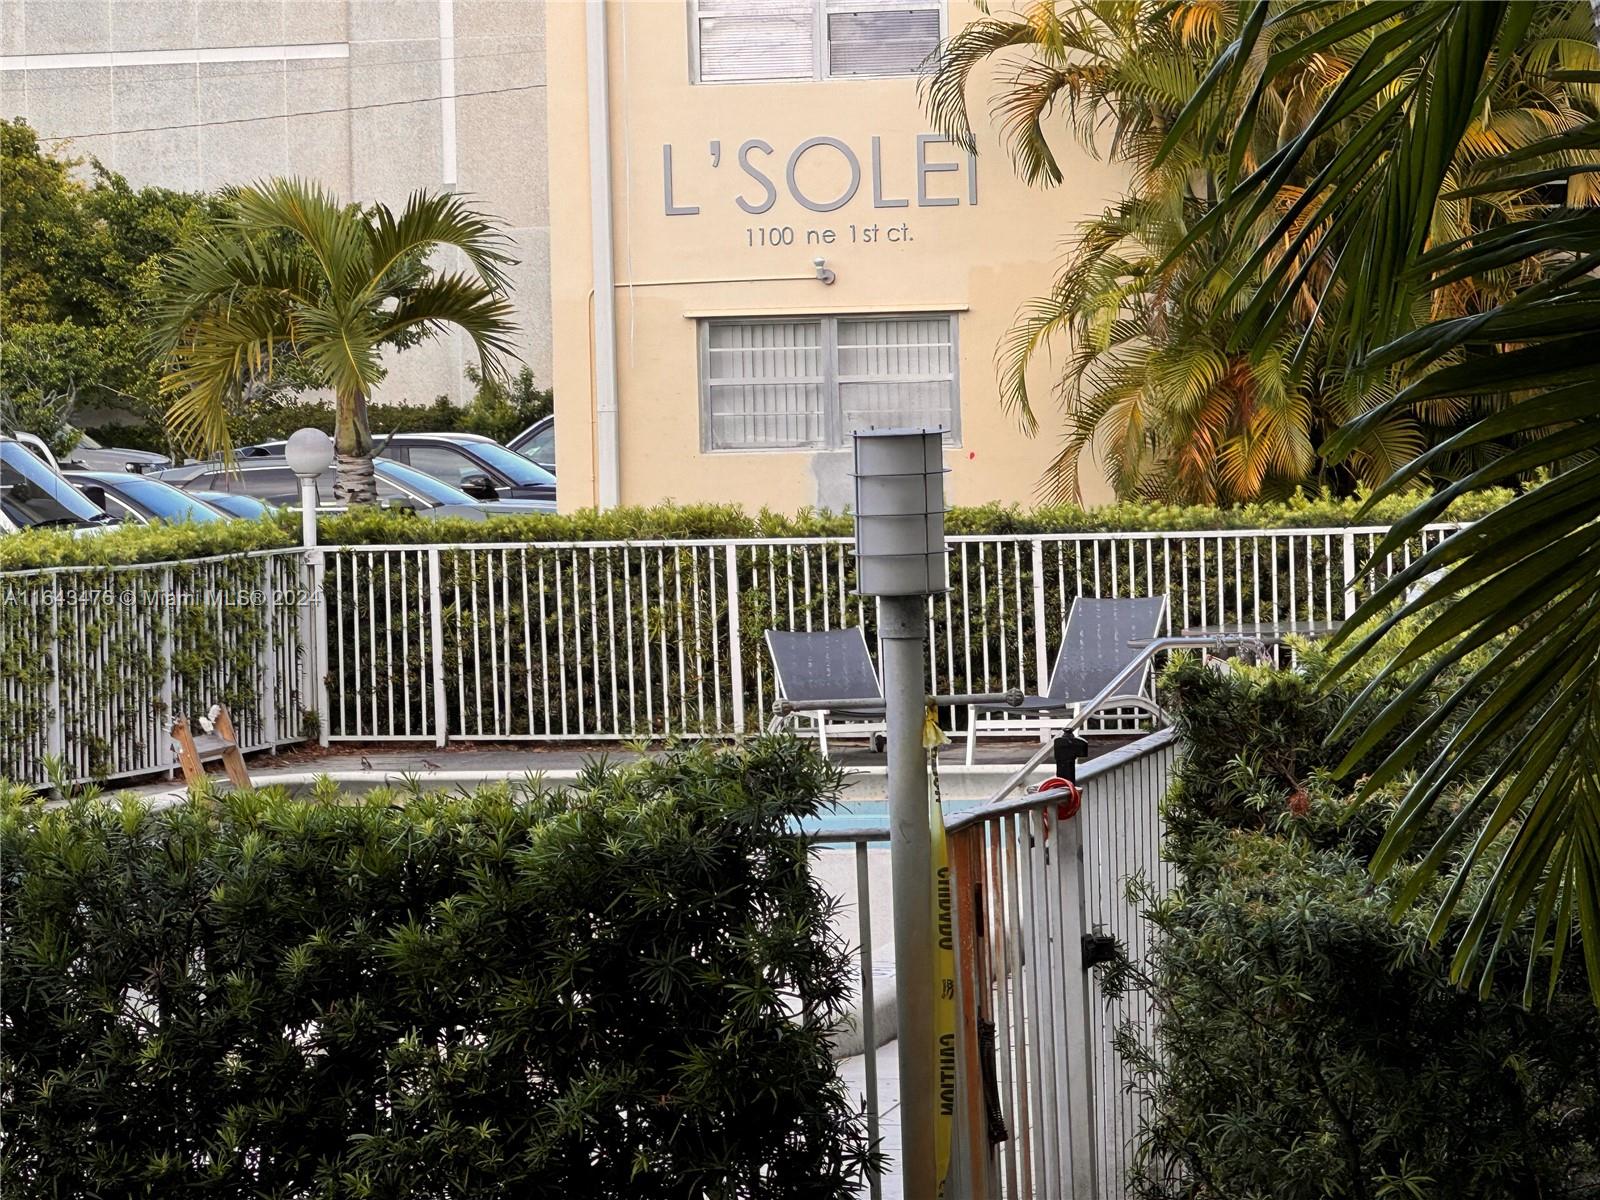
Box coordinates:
[547,0,1126,513]
[1,0,550,406]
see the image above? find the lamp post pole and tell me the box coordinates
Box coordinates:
[851,427,949,1197]
[285,428,334,748]
[881,592,936,1199]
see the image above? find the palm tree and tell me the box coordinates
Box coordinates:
[1166,0,1600,1006]
[152,178,518,502]
[925,0,1600,503]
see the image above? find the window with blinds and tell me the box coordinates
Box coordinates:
[691,0,942,83]
[700,314,958,450]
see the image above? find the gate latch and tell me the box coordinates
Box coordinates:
[1081,928,1119,970]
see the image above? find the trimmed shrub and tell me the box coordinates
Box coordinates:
[0,738,873,1197]
[0,488,1511,573]
[1112,656,1600,1199]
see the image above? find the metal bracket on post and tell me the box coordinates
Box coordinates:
[1054,731,1090,784]
[1081,927,1119,970]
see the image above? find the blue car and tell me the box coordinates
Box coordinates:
[65,470,230,525]
[192,491,276,520]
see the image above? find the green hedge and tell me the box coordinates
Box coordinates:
[0,738,873,1197]
[1109,652,1600,1199]
[0,488,1511,573]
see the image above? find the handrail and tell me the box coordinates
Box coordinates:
[964,634,1232,817]
[946,728,1176,833]
[804,726,1179,846]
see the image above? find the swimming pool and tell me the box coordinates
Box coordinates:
[799,797,984,840]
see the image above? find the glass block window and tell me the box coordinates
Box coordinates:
[700,314,958,450]
[691,0,942,82]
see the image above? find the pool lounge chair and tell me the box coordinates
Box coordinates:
[964,596,1169,765]
[765,627,888,754]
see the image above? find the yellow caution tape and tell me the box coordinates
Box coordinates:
[928,703,956,1197]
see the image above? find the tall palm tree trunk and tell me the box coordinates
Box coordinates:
[334,387,378,505]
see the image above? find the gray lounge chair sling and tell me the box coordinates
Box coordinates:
[765,628,887,751]
[964,596,1168,764]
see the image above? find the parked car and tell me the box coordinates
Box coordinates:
[192,491,276,520]
[377,434,557,503]
[0,437,120,533]
[509,415,555,474]
[64,470,229,526]
[160,457,555,517]
[60,433,171,474]
[234,433,558,504]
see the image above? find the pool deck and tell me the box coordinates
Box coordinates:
[121,739,1075,793]
[119,734,1131,801]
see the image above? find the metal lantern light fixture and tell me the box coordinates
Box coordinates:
[852,428,949,596]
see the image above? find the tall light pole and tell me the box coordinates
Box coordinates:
[852,428,949,1198]
[286,428,334,747]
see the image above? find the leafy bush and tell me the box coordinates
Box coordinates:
[0,738,872,1197]
[0,487,1512,575]
[1,119,225,448]
[1114,657,1600,1199]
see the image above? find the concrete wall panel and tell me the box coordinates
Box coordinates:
[198,58,288,189]
[24,0,111,55]
[4,0,553,408]
[110,1,199,52]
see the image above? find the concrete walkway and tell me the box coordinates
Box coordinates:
[121,736,1069,799]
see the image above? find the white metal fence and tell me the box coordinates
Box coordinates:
[943,730,1179,1199]
[322,526,1455,744]
[0,524,1453,784]
[0,548,309,785]
[816,728,1179,1199]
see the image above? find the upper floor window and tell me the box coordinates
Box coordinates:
[700,313,959,451]
[692,0,943,84]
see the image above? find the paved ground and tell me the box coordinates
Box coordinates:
[838,1040,904,1199]
[121,735,1074,794]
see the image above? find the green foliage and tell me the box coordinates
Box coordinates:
[0,514,295,573]
[458,363,553,443]
[0,489,1508,575]
[0,739,873,1196]
[925,2,1600,502]
[152,177,519,507]
[1177,0,1600,1008]
[1117,657,1600,1199]
[0,355,80,457]
[88,366,554,455]
[0,118,224,448]
[0,544,306,782]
